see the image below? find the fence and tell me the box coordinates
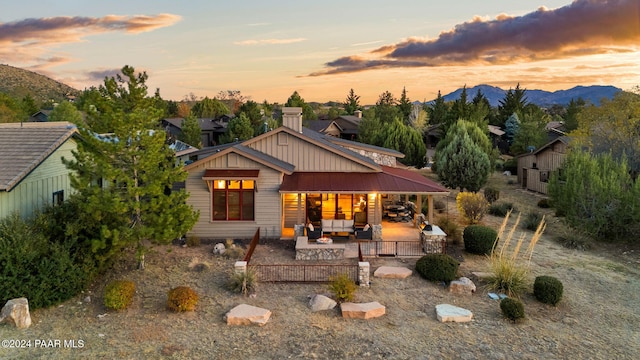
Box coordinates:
[358,240,446,257]
[243,228,261,263]
[250,264,359,283]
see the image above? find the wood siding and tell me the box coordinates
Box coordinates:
[0,139,76,219]
[186,154,283,239]
[517,141,567,195]
[248,132,373,172]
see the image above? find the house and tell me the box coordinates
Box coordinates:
[184,107,449,240]
[516,136,569,194]
[29,110,52,122]
[161,116,232,147]
[307,111,363,140]
[0,122,78,219]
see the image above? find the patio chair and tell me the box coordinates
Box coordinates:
[355,225,372,240]
[305,224,322,240]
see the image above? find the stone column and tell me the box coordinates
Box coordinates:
[293,224,305,239]
[372,224,383,241]
[358,262,370,287]
[234,261,247,275]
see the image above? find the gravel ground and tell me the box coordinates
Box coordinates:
[1,183,639,359]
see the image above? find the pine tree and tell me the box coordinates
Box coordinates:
[179,115,202,148]
[63,65,199,269]
[435,130,491,192]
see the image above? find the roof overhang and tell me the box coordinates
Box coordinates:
[279,166,449,195]
[202,169,259,180]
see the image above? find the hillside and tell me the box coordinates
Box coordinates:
[0,64,80,103]
[437,84,621,107]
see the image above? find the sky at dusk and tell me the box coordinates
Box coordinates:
[1,0,639,104]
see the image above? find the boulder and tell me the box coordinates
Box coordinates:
[0,298,32,329]
[449,277,476,295]
[435,304,473,323]
[308,294,337,312]
[224,304,271,326]
[373,266,412,279]
[213,243,226,255]
[341,302,385,319]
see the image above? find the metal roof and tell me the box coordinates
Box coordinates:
[279,165,449,194]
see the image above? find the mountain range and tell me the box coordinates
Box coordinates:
[436,84,622,107]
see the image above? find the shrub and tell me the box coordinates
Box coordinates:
[104,280,136,310]
[421,199,447,216]
[537,198,551,208]
[488,202,516,217]
[456,192,489,224]
[463,225,498,255]
[226,268,258,296]
[222,239,245,259]
[500,297,525,322]
[185,235,200,247]
[487,211,545,297]
[522,212,543,231]
[555,229,592,250]
[533,276,563,305]
[167,286,198,312]
[435,217,461,245]
[484,187,500,204]
[328,273,358,303]
[0,211,95,309]
[415,254,460,282]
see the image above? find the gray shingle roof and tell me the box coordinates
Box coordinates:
[0,122,77,191]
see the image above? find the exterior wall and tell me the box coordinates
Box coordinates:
[344,146,397,167]
[517,153,536,185]
[0,139,76,219]
[517,143,567,195]
[185,154,283,239]
[248,132,373,172]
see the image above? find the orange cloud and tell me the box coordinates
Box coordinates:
[0,14,181,66]
[312,0,640,75]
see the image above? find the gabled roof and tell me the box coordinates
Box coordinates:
[0,122,77,191]
[162,117,228,132]
[184,142,296,175]
[516,136,570,158]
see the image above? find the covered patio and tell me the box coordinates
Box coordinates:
[279,166,449,241]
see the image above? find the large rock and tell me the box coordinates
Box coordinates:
[0,298,32,329]
[308,294,337,312]
[224,304,271,326]
[435,304,473,323]
[374,266,412,279]
[449,277,476,295]
[341,302,385,319]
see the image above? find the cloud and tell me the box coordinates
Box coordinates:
[234,38,307,45]
[0,14,181,66]
[311,0,640,75]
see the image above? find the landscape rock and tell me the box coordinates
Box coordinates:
[449,277,476,295]
[213,243,226,255]
[341,302,385,319]
[224,304,271,326]
[308,294,337,312]
[435,304,473,323]
[0,298,32,329]
[374,266,412,279]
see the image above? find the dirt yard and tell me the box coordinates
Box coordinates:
[1,174,639,359]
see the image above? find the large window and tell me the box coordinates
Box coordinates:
[212,180,255,221]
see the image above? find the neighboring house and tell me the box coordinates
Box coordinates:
[307,112,363,140]
[0,122,78,219]
[516,136,570,194]
[29,110,53,122]
[184,107,449,240]
[161,115,233,147]
[545,121,567,142]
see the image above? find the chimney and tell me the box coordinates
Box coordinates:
[354,110,362,119]
[282,107,303,133]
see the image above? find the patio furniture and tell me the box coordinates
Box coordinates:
[354,212,367,229]
[355,225,372,240]
[321,219,355,236]
[306,224,322,240]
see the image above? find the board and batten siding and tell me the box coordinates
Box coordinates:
[248,132,373,172]
[186,154,283,239]
[0,139,76,219]
[517,143,567,195]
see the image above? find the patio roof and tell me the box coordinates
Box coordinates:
[279,166,449,195]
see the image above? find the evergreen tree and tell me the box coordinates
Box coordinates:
[375,91,400,124]
[563,98,585,132]
[435,119,496,170]
[435,128,491,192]
[504,113,520,145]
[285,91,317,121]
[509,108,548,155]
[397,87,413,124]
[179,115,202,148]
[63,65,199,269]
[48,101,83,124]
[222,112,254,143]
[381,118,427,168]
[191,97,229,118]
[496,83,528,127]
[343,88,362,115]
[426,91,450,126]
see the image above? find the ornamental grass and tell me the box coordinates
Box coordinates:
[487,210,546,298]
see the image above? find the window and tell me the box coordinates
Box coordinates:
[540,171,549,183]
[212,180,255,221]
[52,190,64,205]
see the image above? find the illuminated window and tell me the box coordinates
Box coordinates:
[212,180,255,221]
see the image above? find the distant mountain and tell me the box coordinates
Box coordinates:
[0,64,79,103]
[437,84,622,107]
